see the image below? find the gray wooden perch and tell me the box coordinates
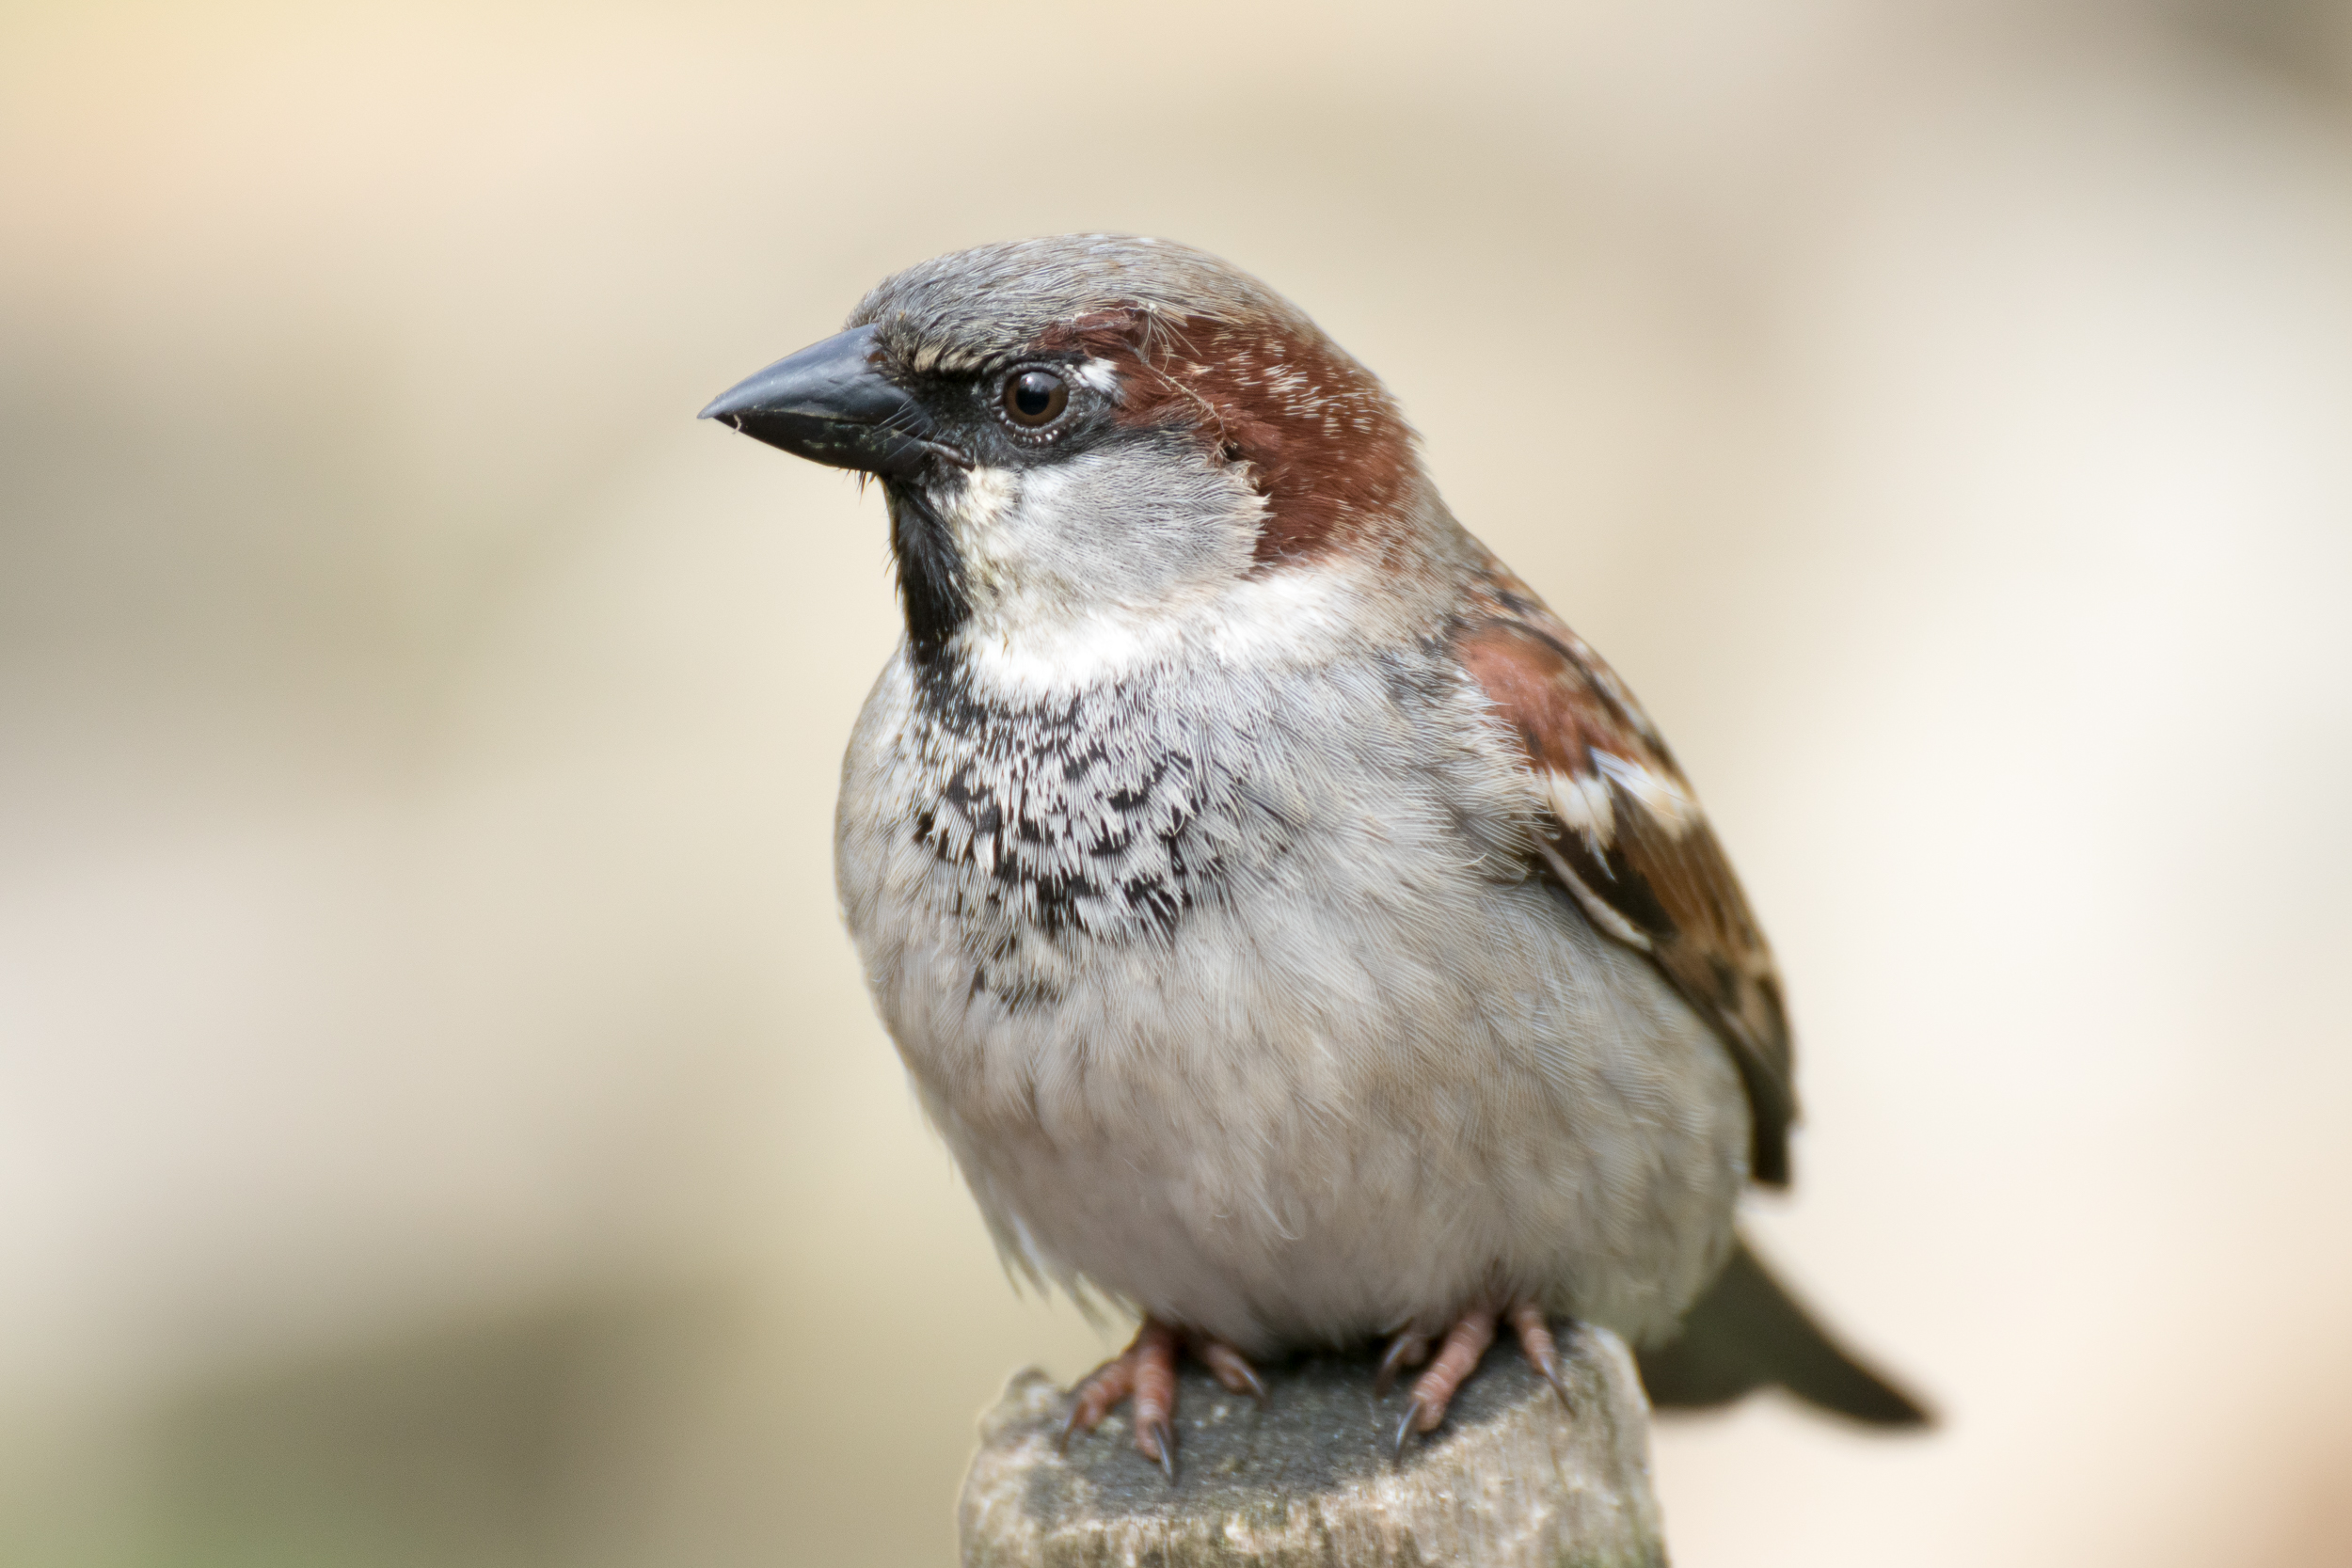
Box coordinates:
[960,1321,1665,1568]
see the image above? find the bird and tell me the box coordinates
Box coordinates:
[701,234,1928,1477]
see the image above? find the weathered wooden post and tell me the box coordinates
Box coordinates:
[960,1321,1666,1568]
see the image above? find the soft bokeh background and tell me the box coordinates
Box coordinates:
[4,2,2349,1563]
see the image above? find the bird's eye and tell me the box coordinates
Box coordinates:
[1002,369,1070,428]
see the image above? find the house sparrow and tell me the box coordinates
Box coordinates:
[703,235,1927,1476]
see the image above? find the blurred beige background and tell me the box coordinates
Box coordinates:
[4,2,2350,1564]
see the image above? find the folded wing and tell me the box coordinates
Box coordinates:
[1454,557,1798,1186]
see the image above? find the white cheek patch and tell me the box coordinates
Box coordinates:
[928,465,1020,529]
[939,462,1165,641]
[928,466,1023,586]
[929,433,1308,698]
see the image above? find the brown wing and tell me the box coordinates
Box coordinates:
[1454,558,1798,1186]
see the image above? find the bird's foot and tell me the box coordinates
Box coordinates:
[1387,1302,1570,1455]
[1388,1310,1495,1454]
[1059,1318,1266,1481]
[1508,1301,1573,1407]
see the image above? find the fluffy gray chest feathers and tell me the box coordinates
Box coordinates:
[839,639,1748,1355]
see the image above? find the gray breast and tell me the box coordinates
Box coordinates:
[835,640,1749,1350]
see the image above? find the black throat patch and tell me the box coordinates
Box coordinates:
[883,482,971,660]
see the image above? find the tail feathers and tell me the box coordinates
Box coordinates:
[1636,1235,1932,1428]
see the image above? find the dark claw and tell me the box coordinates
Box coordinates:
[1508,1305,1573,1410]
[1391,1397,1426,1460]
[1138,1414,1178,1483]
[1524,1340,1570,1408]
[1194,1339,1269,1406]
[1375,1334,1427,1395]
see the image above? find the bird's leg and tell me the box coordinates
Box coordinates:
[1508,1301,1572,1406]
[1061,1319,1265,1481]
[1391,1309,1497,1454]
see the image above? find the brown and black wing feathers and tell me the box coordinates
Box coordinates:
[1454,560,1798,1186]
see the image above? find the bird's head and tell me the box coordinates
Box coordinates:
[702,236,1437,677]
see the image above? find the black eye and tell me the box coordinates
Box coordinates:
[1002,369,1070,427]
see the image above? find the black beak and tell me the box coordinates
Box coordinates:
[698,324,964,480]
